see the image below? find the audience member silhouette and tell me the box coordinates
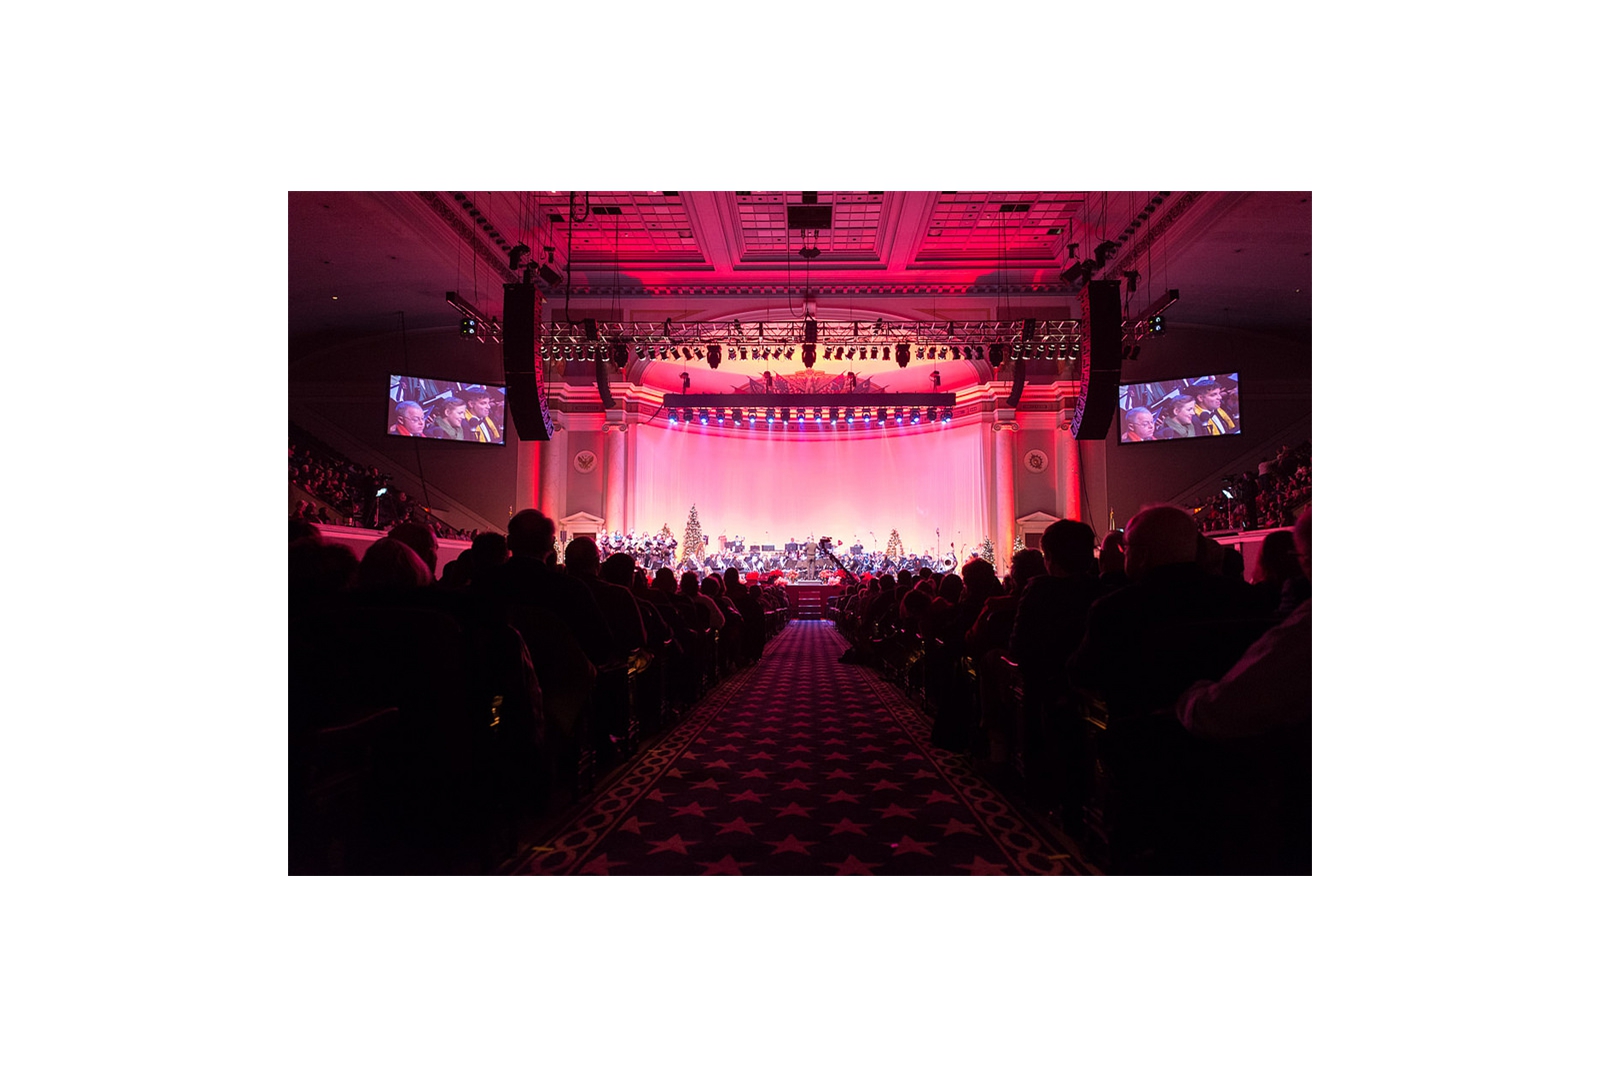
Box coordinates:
[966,548,1046,659]
[356,537,433,590]
[1065,504,1273,870]
[1171,507,1312,873]
[481,509,615,669]
[1097,529,1127,592]
[1252,529,1310,619]
[387,521,439,580]
[564,536,646,658]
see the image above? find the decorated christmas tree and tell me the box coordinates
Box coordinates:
[1013,534,1026,555]
[679,504,705,563]
[884,528,904,560]
[978,537,996,565]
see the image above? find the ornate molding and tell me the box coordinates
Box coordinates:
[416,192,517,284]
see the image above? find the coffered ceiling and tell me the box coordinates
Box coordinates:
[288,190,1312,369]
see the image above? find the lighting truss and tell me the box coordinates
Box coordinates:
[663,392,954,430]
[538,318,1083,362]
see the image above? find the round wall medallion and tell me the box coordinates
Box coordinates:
[1023,449,1049,473]
[573,449,598,473]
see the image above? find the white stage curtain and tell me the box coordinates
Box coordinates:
[629,421,989,559]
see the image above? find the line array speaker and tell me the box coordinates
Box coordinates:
[1071,280,1121,440]
[503,283,552,441]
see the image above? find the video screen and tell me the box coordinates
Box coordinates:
[1117,372,1240,443]
[387,375,507,445]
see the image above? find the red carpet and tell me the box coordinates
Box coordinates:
[514,621,1089,875]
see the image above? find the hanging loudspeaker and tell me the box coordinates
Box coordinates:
[503,282,552,441]
[1071,279,1122,440]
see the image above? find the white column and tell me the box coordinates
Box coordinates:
[538,426,566,519]
[603,426,626,534]
[994,422,1017,574]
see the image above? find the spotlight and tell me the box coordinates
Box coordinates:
[1150,314,1165,335]
[895,343,910,368]
[942,409,952,424]
[830,407,839,423]
[460,317,479,338]
[802,343,816,369]
[988,343,1006,367]
[877,407,887,425]
[611,342,628,369]
[896,408,904,424]
[706,343,721,369]
[766,408,775,425]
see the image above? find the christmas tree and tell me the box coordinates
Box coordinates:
[884,528,904,560]
[1013,534,1026,555]
[680,504,705,563]
[979,537,996,565]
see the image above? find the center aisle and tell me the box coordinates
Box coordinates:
[515,621,1088,875]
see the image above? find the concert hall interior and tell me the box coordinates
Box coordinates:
[289,190,1312,879]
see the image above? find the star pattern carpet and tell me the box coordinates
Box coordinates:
[514,621,1088,875]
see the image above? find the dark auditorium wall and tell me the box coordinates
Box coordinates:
[1093,325,1311,532]
[289,326,519,532]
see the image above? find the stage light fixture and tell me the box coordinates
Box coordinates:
[766,408,775,424]
[877,407,887,425]
[460,317,479,338]
[611,342,628,369]
[896,408,905,424]
[1150,314,1165,334]
[830,407,839,423]
[989,343,1006,367]
[706,343,721,369]
[802,343,816,369]
[895,343,910,368]
[911,410,920,424]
